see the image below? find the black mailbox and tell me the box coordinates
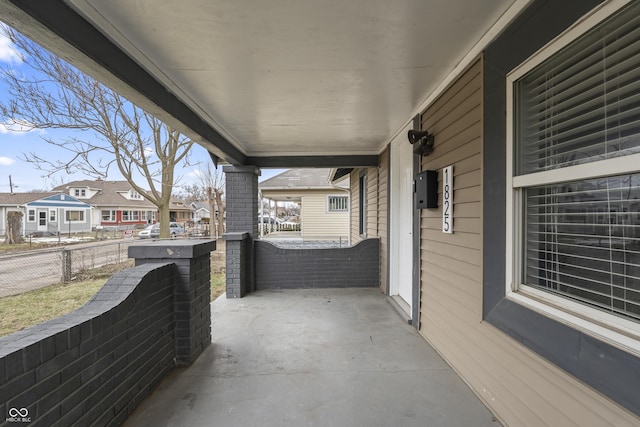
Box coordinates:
[415,170,438,209]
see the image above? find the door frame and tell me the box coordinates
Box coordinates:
[411,115,421,329]
[37,210,48,232]
[389,122,415,315]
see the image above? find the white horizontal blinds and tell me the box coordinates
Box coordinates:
[525,174,640,321]
[516,4,640,175]
[515,2,640,323]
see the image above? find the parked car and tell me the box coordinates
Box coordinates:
[138,222,185,239]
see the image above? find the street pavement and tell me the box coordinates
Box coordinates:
[0,238,135,298]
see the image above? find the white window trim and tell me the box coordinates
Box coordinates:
[122,210,140,222]
[27,209,36,222]
[64,209,86,223]
[101,210,116,222]
[507,0,634,82]
[505,0,640,355]
[49,209,56,222]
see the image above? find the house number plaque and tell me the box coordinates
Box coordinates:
[442,166,453,233]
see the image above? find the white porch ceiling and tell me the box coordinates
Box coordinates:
[62,0,518,161]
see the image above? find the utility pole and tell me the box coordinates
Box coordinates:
[9,175,14,193]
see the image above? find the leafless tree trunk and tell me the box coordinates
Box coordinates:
[0,27,195,238]
[4,211,23,244]
[194,162,225,238]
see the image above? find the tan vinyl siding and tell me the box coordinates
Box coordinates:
[418,56,638,426]
[300,190,349,240]
[349,153,388,291]
[378,148,389,293]
[349,168,376,244]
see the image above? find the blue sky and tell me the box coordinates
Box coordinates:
[0,30,283,193]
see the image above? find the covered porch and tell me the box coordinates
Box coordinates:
[4,1,640,425]
[122,288,498,427]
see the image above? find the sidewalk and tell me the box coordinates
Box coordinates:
[123,288,499,427]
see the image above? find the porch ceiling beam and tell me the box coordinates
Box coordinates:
[246,155,379,169]
[2,0,246,165]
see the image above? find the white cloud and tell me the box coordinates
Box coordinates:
[0,156,15,166]
[188,170,203,178]
[143,147,154,157]
[0,31,22,64]
[0,119,41,135]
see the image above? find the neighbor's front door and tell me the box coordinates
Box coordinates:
[37,210,47,232]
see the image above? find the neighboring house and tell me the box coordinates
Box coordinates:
[190,201,211,222]
[169,198,194,224]
[53,179,158,229]
[259,169,349,241]
[0,192,91,236]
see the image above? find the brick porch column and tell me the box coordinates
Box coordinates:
[129,240,216,365]
[223,165,260,297]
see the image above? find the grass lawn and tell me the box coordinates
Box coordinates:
[0,273,226,338]
[210,273,226,300]
[0,241,58,253]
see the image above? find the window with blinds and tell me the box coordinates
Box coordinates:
[515,2,640,176]
[514,2,640,322]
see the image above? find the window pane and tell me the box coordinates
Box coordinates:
[524,174,640,321]
[515,3,640,175]
[66,210,84,221]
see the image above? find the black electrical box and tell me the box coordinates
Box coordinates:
[415,170,438,209]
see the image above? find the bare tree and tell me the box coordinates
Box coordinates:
[4,211,22,244]
[0,27,194,238]
[177,183,206,204]
[193,162,225,238]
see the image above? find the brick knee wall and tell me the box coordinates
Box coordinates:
[130,240,215,365]
[0,263,176,427]
[254,238,380,289]
[224,233,252,298]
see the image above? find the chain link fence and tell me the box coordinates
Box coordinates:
[1,238,226,299]
[0,241,133,298]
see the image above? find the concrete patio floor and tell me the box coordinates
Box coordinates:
[123,288,500,427]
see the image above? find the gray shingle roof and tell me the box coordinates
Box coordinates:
[0,192,58,205]
[52,180,157,208]
[191,201,210,211]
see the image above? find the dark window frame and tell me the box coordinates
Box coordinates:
[358,172,367,236]
[483,0,640,416]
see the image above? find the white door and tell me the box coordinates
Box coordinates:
[390,124,414,308]
[37,210,47,232]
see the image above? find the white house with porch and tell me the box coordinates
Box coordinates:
[259,169,349,241]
